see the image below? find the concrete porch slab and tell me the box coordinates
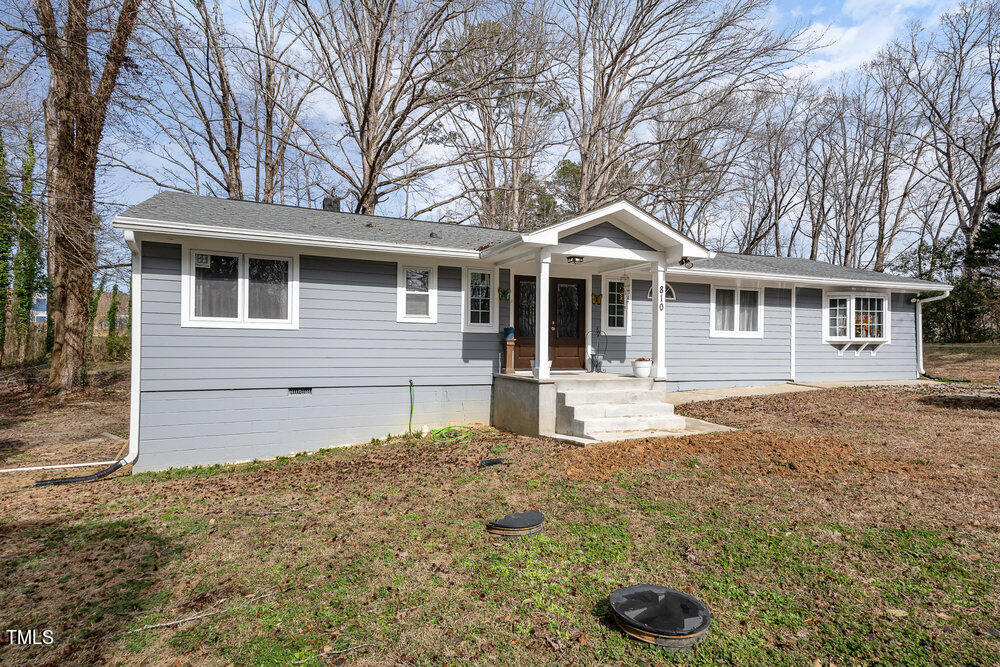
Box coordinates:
[540,416,734,447]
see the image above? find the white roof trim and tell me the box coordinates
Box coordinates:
[113,215,481,259]
[669,265,952,292]
[482,200,713,260]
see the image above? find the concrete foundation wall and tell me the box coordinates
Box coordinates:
[490,375,555,437]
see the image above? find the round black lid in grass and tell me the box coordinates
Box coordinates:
[609,585,711,637]
[487,509,544,530]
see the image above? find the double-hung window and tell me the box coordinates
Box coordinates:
[711,286,762,338]
[183,249,297,329]
[462,268,497,332]
[824,292,889,343]
[397,264,438,323]
[602,276,631,335]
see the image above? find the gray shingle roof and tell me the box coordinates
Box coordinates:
[119,192,949,289]
[691,252,948,289]
[117,191,519,252]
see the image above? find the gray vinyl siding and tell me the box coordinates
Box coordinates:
[592,280,792,386]
[137,241,498,471]
[665,283,791,387]
[561,222,653,251]
[140,242,501,390]
[794,288,918,382]
[137,385,491,471]
[592,276,653,373]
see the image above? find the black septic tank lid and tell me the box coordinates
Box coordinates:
[609,584,711,650]
[486,510,544,538]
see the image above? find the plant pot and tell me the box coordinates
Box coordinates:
[632,360,652,378]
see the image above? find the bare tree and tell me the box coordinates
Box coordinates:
[293,0,513,215]
[552,0,806,214]
[889,1,1000,255]
[2,0,141,390]
[724,85,808,255]
[438,0,566,229]
[118,0,314,202]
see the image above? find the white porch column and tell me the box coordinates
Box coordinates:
[652,257,667,379]
[534,249,551,379]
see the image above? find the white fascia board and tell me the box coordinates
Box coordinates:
[114,216,481,259]
[670,265,952,293]
[519,201,712,259]
[552,242,662,262]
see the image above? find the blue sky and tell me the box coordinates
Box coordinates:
[103,0,960,223]
[777,0,956,78]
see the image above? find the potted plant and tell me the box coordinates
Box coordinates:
[632,357,652,378]
[530,358,552,372]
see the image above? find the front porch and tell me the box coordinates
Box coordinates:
[490,371,730,444]
[482,201,718,442]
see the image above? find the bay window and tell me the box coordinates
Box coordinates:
[824,292,889,343]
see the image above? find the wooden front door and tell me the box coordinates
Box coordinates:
[549,278,586,369]
[513,275,536,370]
[513,275,586,371]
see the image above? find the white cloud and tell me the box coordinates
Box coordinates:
[788,0,961,79]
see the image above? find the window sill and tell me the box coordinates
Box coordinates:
[709,330,763,339]
[462,323,497,333]
[397,316,438,324]
[181,318,298,330]
[604,327,630,336]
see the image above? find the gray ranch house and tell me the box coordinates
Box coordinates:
[115,192,951,471]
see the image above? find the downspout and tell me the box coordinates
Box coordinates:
[0,232,142,479]
[789,284,796,382]
[910,292,949,376]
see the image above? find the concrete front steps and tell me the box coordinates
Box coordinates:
[553,375,688,441]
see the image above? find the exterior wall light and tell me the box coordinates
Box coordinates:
[566,256,584,264]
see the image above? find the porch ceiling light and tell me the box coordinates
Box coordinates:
[566,255,584,264]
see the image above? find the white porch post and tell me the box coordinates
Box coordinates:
[652,257,667,379]
[534,249,551,379]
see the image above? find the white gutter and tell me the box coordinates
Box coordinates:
[114,216,482,259]
[910,292,950,375]
[789,285,796,381]
[0,234,141,477]
[671,266,952,293]
[124,230,141,466]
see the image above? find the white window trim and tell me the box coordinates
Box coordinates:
[396,264,438,323]
[709,285,764,339]
[602,275,632,336]
[822,290,891,345]
[461,267,498,333]
[181,248,299,330]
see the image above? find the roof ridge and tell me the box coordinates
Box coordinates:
[151,190,518,234]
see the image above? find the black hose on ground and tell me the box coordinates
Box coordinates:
[34,461,124,487]
[921,372,971,383]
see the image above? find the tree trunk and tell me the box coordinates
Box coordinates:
[48,175,97,390]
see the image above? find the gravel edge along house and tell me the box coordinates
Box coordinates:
[114,192,951,471]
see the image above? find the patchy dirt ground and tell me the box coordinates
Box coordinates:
[925,342,1000,382]
[1,382,998,665]
[0,370,128,473]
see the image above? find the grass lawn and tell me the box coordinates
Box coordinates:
[2,378,999,664]
[925,342,1000,383]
